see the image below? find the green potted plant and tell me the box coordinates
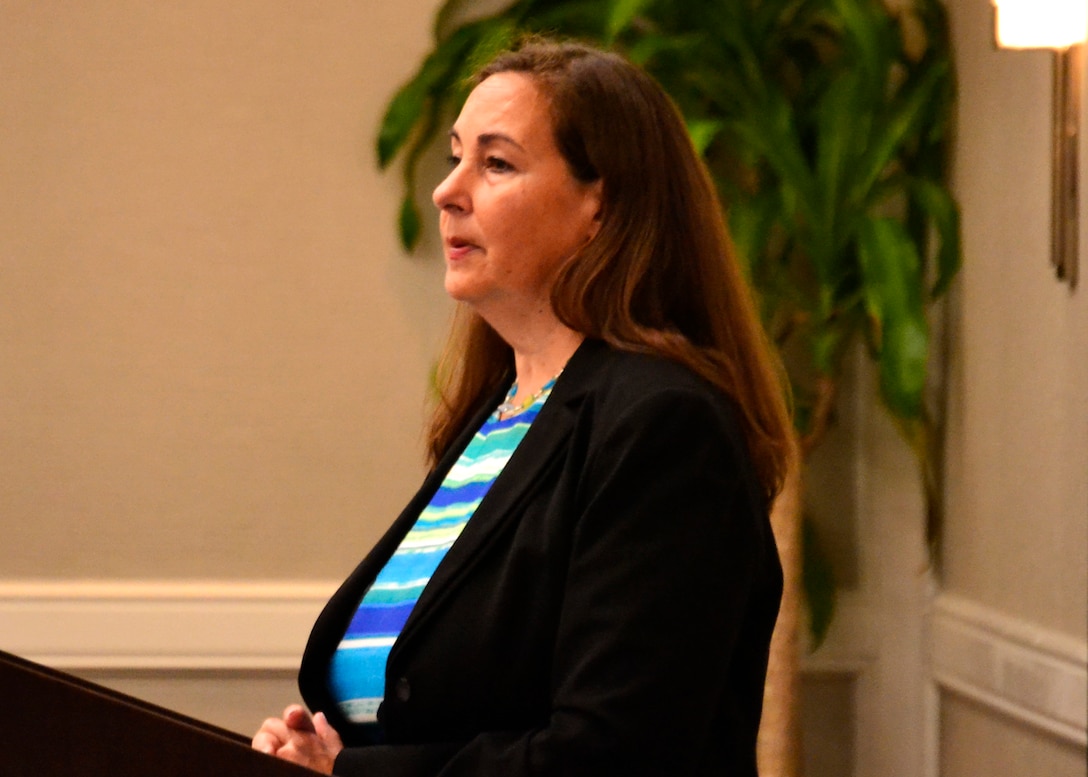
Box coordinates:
[376,0,959,773]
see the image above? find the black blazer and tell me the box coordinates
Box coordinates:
[299,339,782,777]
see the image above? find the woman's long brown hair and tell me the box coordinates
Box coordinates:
[426,39,794,500]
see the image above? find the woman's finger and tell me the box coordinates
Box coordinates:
[314,711,344,750]
[252,718,289,754]
[283,704,317,733]
[251,733,278,755]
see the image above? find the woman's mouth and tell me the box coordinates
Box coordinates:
[445,237,479,261]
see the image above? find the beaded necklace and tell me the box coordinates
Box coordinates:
[496,370,563,419]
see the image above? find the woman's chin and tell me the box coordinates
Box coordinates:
[443,273,483,305]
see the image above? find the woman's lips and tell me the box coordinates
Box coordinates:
[445,238,479,261]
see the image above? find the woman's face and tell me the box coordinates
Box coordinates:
[432,72,601,322]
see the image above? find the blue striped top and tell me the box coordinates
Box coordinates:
[327,382,553,724]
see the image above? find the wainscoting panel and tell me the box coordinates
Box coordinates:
[930,593,1088,747]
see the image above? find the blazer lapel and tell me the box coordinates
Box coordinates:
[299,385,506,705]
[389,339,603,659]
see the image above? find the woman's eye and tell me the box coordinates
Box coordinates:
[485,156,513,172]
[446,154,461,169]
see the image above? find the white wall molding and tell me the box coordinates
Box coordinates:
[3,577,879,676]
[930,593,1088,747]
[0,579,338,670]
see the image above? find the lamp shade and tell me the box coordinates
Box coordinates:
[993,0,1088,49]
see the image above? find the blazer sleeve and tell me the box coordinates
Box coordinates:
[331,384,779,777]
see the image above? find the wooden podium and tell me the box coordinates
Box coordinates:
[1,649,320,776]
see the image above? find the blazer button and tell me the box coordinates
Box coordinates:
[394,677,411,702]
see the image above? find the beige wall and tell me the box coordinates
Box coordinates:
[0,1,454,580]
[941,695,1087,776]
[945,0,1087,637]
[942,0,1087,772]
[945,0,1087,657]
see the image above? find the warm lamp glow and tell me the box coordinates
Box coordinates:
[992,0,1083,289]
[993,0,1088,49]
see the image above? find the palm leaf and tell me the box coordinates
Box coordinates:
[605,0,652,43]
[909,177,961,297]
[857,217,928,419]
[375,25,481,168]
[847,58,950,209]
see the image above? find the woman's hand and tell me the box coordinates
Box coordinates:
[252,704,344,774]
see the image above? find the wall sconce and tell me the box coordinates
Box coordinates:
[992,0,1086,289]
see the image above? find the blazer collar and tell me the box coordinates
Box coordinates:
[389,337,605,659]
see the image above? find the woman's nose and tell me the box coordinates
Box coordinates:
[432,164,469,213]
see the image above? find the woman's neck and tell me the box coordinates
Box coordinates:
[474,298,583,402]
[508,326,583,405]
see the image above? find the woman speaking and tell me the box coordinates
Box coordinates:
[253,38,793,777]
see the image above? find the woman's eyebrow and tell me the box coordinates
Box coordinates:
[477,132,525,152]
[448,128,525,153]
